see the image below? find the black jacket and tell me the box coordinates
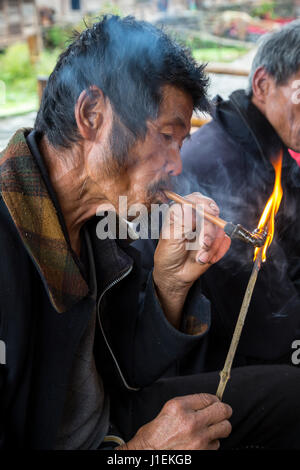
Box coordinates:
[181,90,300,369]
[0,129,210,449]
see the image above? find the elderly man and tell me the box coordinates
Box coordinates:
[1,16,300,451]
[180,21,300,370]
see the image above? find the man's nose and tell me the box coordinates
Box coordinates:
[165,149,182,176]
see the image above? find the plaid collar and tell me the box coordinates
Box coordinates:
[0,128,89,313]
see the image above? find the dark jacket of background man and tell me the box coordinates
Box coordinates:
[180,89,300,370]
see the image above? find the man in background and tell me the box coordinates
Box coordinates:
[181,20,300,370]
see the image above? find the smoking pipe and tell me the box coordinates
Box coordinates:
[164,190,266,248]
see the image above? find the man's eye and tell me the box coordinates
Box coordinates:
[162,134,173,142]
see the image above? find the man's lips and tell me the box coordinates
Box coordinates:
[148,189,170,205]
[158,189,169,202]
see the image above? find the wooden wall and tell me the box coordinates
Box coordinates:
[0,0,39,48]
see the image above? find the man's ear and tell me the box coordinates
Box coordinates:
[252,67,271,105]
[74,86,107,141]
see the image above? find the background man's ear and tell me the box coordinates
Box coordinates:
[75,86,106,141]
[252,67,271,105]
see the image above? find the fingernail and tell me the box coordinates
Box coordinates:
[209,202,219,213]
[197,252,209,264]
[203,235,213,248]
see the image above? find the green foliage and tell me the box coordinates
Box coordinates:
[0,43,34,84]
[0,5,124,116]
[0,42,61,116]
[251,1,276,18]
[35,48,62,76]
[75,3,123,33]
[186,37,221,50]
[0,16,248,116]
[186,37,246,52]
[184,37,247,63]
[0,42,61,85]
[43,25,73,49]
[192,46,247,63]
[43,5,123,51]
[87,3,123,21]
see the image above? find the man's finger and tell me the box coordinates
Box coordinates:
[196,226,231,265]
[195,227,225,264]
[184,193,220,217]
[207,439,220,451]
[209,233,231,264]
[207,419,232,442]
[165,202,199,240]
[173,393,220,412]
[196,401,232,426]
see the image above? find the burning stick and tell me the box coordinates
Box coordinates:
[164,190,266,248]
[216,249,262,400]
[216,152,283,401]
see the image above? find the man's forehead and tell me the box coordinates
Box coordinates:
[158,85,193,125]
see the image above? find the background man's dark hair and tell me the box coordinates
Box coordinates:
[247,19,300,95]
[35,15,210,149]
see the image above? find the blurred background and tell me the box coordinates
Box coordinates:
[0,0,299,149]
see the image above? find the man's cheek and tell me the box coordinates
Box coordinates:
[86,148,107,179]
[125,180,147,205]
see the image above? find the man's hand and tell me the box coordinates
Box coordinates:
[153,192,230,327]
[118,393,232,450]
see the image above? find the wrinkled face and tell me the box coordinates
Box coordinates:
[264,70,300,152]
[88,85,193,212]
[123,85,193,207]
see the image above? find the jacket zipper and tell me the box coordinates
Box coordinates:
[97,265,140,392]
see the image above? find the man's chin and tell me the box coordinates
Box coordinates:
[287,136,300,153]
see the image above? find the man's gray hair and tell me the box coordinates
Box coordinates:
[247,19,300,95]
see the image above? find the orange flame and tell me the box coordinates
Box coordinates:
[254,151,283,262]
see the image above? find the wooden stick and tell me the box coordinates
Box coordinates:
[205,64,250,77]
[216,250,263,401]
[164,190,227,230]
[191,116,211,128]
